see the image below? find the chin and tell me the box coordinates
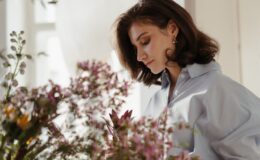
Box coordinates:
[150,68,164,74]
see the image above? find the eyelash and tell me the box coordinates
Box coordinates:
[141,39,150,46]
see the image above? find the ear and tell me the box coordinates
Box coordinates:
[167,20,179,37]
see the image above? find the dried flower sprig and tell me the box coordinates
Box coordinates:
[0,31,32,101]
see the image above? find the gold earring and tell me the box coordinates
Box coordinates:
[172,36,178,44]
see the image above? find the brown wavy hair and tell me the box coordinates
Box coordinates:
[113,0,219,86]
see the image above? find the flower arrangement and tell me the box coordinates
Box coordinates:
[0,31,199,160]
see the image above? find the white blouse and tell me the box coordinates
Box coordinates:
[144,61,260,160]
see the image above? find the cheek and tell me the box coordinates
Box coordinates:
[146,41,162,56]
[142,44,154,57]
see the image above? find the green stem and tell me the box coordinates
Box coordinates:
[5,48,22,101]
[14,143,27,160]
[0,134,6,153]
[5,34,24,101]
[0,134,8,160]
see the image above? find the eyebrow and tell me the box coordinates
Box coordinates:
[136,32,148,42]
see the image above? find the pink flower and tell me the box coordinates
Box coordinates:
[47,84,62,105]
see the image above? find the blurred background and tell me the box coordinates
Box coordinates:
[0,0,260,119]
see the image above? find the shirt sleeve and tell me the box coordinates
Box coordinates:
[198,75,260,159]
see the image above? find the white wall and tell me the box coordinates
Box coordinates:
[0,0,6,50]
[56,0,137,75]
[189,0,260,97]
[0,0,6,98]
[238,0,260,96]
[191,0,241,83]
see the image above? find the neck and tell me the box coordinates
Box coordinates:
[166,63,181,85]
[166,63,181,103]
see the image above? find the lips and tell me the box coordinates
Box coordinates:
[145,60,154,66]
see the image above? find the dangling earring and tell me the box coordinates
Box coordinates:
[172,36,178,44]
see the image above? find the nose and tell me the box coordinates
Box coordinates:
[136,49,147,62]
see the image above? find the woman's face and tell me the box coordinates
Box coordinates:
[128,21,178,74]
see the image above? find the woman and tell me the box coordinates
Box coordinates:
[113,0,260,159]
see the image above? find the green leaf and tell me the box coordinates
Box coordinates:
[19,68,25,75]
[7,54,15,59]
[25,54,32,60]
[16,53,22,59]
[11,46,17,52]
[37,52,48,57]
[3,61,11,68]
[12,31,17,36]
[4,72,13,80]
[0,49,7,61]
[48,0,58,4]
[20,61,26,68]
[19,86,28,94]
[1,81,8,88]
[10,38,17,43]
[12,79,18,87]
[20,31,25,35]
[22,40,26,45]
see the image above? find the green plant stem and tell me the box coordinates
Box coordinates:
[5,56,21,101]
[0,134,7,154]
[14,144,27,160]
[0,135,6,160]
[5,35,24,101]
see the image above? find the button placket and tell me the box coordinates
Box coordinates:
[170,73,185,101]
[168,72,189,107]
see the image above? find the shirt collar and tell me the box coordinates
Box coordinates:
[161,61,221,88]
[186,61,221,78]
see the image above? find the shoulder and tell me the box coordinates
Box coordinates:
[205,72,259,102]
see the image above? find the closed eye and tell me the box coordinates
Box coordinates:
[141,39,150,46]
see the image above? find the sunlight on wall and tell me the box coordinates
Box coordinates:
[47,36,70,86]
[34,0,56,23]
